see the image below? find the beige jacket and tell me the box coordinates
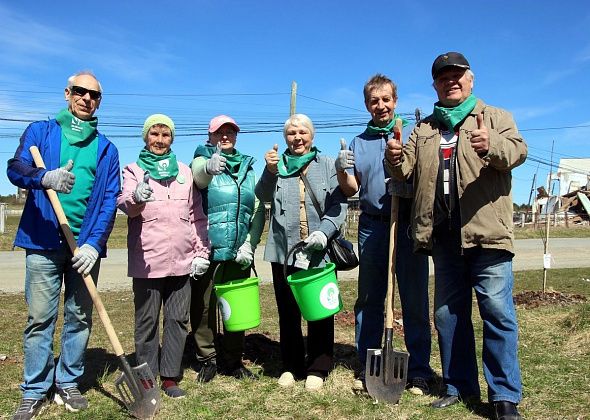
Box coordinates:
[387,99,527,254]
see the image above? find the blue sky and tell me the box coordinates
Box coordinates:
[1,0,589,205]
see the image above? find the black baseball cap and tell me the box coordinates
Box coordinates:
[431,52,470,79]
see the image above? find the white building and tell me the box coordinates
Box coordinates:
[556,158,590,196]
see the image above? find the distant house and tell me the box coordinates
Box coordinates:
[556,158,590,196]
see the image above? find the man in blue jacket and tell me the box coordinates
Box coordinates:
[7,71,120,420]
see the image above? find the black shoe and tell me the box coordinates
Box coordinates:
[53,387,88,412]
[494,401,521,420]
[12,397,48,420]
[407,377,430,395]
[162,383,186,399]
[195,359,217,383]
[219,364,258,380]
[431,394,460,408]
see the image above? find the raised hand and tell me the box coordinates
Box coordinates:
[335,138,355,172]
[206,142,227,175]
[470,113,489,155]
[41,159,75,193]
[264,144,280,174]
[385,132,403,165]
[133,171,155,203]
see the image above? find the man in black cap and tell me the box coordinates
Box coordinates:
[385,52,527,420]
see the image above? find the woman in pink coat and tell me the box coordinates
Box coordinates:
[117,114,210,398]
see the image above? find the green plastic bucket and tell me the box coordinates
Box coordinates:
[287,262,342,321]
[214,277,261,332]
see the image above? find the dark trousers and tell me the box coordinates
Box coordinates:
[133,275,191,379]
[271,262,334,379]
[190,261,247,370]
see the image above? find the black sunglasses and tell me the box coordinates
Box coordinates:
[70,85,102,100]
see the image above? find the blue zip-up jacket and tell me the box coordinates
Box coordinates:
[7,119,120,257]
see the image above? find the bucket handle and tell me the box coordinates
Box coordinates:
[283,241,308,280]
[212,261,258,285]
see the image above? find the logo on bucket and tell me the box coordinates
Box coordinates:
[218,297,231,321]
[319,282,340,310]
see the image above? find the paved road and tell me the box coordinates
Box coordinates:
[1,238,589,293]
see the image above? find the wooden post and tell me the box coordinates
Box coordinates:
[290,81,297,116]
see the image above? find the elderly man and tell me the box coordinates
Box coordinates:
[7,71,120,419]
[335,74,433,395]
[385,52,526,420]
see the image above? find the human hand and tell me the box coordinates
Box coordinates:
[385,129,403,165]
[41,159,75,193]
[234,241,254,269]
[191,256,210,278]
[470,113,489,155]
[133,172,154,203]
[264,144,280,174]
[206,143,227,175]
[304,231,328,251]
[335,138,355,172]
[71,244,99,276]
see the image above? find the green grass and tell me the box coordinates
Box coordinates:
[0,268,588,419]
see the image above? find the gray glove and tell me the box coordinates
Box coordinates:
[335,138,354,172]
[71,244,99,276]
[191,257,210,278]
[304,231,328,251]
[133,172,154,203]
[206,143,227,175]
[234,242,254,269]
[41,160,75,193]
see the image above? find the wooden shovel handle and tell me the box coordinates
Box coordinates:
[30,146,125,357]
[385,119,403,329]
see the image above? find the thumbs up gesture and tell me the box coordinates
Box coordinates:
[335,138,355,172]
[470,113,489,155]
[385,121,404,165]
[133,171,155,203]
[206,142,227,175]
[264,143,280,174]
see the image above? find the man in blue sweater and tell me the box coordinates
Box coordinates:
[7,71,120,420]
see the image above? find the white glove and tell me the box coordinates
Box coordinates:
[304,231,328,251]
[335,138,354,172]
[71,244,99,276]
[133,172,155,203]
[191,257,210,278]
[206,143,227,175]
[41,160,75,193]
[234,242,254,269]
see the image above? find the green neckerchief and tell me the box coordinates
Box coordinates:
[55,108,97,145]
[277,147,319,177]
[433,94,477,130]
[136,148,179,180]
[365,114,409,136]
[222,149,243,174]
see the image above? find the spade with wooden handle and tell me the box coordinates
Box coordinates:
[365,118,409,404]
[30,146,160,419]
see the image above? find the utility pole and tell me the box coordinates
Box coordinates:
[542,140,555,293]
[290,81,297,116]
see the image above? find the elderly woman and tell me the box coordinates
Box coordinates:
[117,114,210,398]
[189,115,265,382]
[256,113,347,390]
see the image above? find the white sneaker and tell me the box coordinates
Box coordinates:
[304,375,324,391]
[278,372,295,387]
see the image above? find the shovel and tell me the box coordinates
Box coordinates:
[365,119,409,404]
[30,146,160,419]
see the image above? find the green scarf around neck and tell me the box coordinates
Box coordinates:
[433,94,477,130]
[365,114,409,136]
[221,149,243,174]
[277,146,319,177]
[56,109,98,144]
[136,148,180,181]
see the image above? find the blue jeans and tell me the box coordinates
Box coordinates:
[432,234,522,403]
[354,198,432,379]
[21,247,100,399]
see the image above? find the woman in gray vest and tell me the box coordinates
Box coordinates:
[256,113,347,390]
[189,115,265,382]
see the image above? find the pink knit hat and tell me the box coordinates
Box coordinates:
[208,115,240,133]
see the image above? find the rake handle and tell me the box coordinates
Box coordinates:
[30,146,125,357]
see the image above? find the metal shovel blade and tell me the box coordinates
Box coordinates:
[365,346,409,404]
[114,362,161,419]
